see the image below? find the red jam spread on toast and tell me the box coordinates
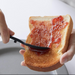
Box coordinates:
[29,16,68,54]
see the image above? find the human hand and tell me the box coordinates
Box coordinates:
[60,29,75,64]
[19,29,75,66]
[19,44,26,66]
[0,9,14,43]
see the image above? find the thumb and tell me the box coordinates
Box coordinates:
[9,28,15,36]
[60,29,75,64]
[60,45,75,64]
[60,34,75,64]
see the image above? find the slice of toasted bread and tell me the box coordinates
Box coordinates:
[24,15,73,72]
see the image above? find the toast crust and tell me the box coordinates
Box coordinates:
[24,15,73,72]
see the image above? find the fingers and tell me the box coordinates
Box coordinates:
[21,61,26,66]
[0,10,15,43]
[19,49,25,55]
[0,9,6,25]
[60,30,75,64]
[9,28,15,36]
[0,26,9,43]
[0,10,9,43]
[60,45,75,64]
[19,49,26,66]
[1,28,15,43]
[20,43,25,48]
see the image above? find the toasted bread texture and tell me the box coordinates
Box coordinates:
[24,15,73,72]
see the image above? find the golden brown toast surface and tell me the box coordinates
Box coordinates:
[24,15,73,71]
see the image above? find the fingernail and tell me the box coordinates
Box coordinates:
[11,32,15,35]
[10,31,15,35]
[62,59,68,64]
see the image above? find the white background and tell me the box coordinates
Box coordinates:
[0,0,75,74]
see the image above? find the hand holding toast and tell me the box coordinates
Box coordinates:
[60,29,75,64]
[20,29,75,66]
[20,15,74,71]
